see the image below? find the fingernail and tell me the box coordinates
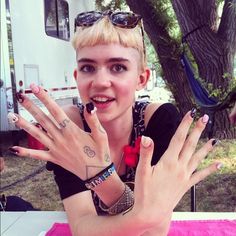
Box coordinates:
[141,136,152,148]
[8,147,19,155]
[30,83,40,94]
[216,163,223,170]
[86,102,96,114]
[202,114,209,124]
[7,113,19,123]
[190,108,197,118]
[212,139,220,146]
[16,92,24,103]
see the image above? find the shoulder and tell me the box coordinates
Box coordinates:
[62,104,84,129]
[144,102,180,127]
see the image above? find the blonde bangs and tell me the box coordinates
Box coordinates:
[72,18,146,69]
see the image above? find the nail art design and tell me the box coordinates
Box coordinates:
[141,136,152,148]
[190,108,197,118]
[16,92,24,103]
[201,114,209,124]
[30,83,40,94]
[216,163,223,170]
[7,113,19,123]
[8,147,19,155]
[212,139,219,146]
[86,102,96,114]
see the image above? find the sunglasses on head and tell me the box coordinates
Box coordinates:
[74,10,146,58]
[74,10,142,30]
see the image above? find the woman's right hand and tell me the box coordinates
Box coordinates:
[133,111,221,227]
[8,84,111,180]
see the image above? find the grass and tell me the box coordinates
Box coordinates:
[0,134,235,212]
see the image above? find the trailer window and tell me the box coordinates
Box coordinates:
[44,0,70,40]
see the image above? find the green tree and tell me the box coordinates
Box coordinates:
[96,0,236,138]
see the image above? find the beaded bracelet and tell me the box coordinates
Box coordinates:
[99,184,134,215]
[84,163,115,189]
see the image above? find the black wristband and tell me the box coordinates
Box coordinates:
[84,163,115,189]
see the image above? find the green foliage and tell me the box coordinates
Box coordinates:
[96,0,127,11]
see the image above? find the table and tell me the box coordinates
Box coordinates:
[1,211,236,236]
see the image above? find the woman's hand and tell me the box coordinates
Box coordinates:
[8,84,111,180]
[133,110,221,227]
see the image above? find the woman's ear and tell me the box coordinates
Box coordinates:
[73,69,78,81]
[136,68,151,91]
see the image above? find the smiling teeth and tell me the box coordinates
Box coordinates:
[93,97,110,102]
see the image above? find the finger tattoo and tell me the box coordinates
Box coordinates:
[59,119,70,128]
[83,146,96,158]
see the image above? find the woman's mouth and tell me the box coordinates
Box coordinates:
[91,96,115,104]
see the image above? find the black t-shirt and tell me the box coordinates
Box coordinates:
[47,101,181,212]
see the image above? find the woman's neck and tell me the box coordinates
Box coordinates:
[102,109,133,148]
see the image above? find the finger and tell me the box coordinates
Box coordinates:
[9,146,50,161]
[190,162,222,187]
[179,114,209,162]
[83,102,108,142]
[8,113,53,148]
[188,139,218,172]
[136,136,154,179]
[29,84,74,130]
[167,109,196,157]
[16,92,61,137]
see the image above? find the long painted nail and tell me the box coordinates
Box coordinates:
[7,113,19,123]
[212,139,219,146]
[86,102,96,114]
[190,108,197,118]
[30,83,40,94]
[8,147,19,155]
[16,92,24,103]
[201,114,209,124]
[141,136,152,148]
[216,163,223,170]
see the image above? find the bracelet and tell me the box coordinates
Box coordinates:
[84,163,115,189]
[99,184,134,215]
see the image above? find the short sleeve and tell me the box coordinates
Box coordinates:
[144,103,181,165]
[46,162,87,200]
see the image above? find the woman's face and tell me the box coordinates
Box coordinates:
[75,44,146,123]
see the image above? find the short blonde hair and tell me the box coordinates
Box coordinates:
[72,17,146,70]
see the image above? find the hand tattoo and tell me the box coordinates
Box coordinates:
[86,165,106,179]
[105,153,110,162]
[59,119,70,128]
[83,146,96,158]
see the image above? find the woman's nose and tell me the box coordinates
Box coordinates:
[92,68,111,88]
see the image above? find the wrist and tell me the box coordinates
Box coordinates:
[92,171,125,207]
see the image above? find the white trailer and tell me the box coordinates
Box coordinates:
[0,0,95,132]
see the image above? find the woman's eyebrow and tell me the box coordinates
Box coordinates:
[106,57,130,63]
[77,58,96,63]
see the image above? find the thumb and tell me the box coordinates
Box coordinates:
[136,136,154,176]
[83,102,107,140]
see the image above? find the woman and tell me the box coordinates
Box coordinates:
[8,10,221,236]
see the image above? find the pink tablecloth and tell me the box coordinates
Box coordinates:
[46,220,236,236]
[168,220,236,236]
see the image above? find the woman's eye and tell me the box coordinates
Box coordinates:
[111,64,127,73]
[79,65,95,73]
